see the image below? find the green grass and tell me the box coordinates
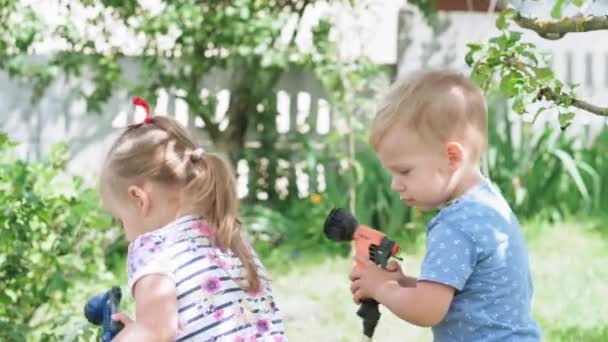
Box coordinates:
[527,221,608,341]
[268,221,608,341]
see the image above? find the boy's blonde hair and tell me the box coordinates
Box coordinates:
[100,116,260,291]
[370,69,488,161]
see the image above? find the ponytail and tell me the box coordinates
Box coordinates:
[185,153,261,292]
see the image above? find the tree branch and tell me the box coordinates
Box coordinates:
[538,87,608,117]
[505,58,608,117]
[175,94,221,141]
[513,12,608,40]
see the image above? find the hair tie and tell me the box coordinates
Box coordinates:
[129,96,154,128]
[190,147,205,162]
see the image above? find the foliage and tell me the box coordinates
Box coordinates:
[409,0,607,121]
[548,0,588,19]
[577,128,608,211]
[0,0,356,162]
[241,8,391,210]
[0,132,115,340]
[483,96,603,221]
[465,8,583,129]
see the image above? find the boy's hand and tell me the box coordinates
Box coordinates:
[349,256,403,303]
[385,260,405,281]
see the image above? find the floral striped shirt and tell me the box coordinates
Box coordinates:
[127,215,286,341]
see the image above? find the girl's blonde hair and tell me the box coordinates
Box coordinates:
[101,116,260,291]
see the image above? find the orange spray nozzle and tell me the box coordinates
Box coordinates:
[353,225,400,268]
[323,208,401,269]
[323,208,402,339]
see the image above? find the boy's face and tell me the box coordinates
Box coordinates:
[376,127,456,211]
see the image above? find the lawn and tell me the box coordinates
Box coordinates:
[270,221,608,342]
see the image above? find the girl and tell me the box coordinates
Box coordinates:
[101,97,286,341]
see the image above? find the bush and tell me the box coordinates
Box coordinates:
[484,99,604,221]
[0,132,115,340]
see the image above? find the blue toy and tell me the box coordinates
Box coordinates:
[84,286,125,342]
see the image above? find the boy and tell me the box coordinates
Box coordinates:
[349,70,541,341]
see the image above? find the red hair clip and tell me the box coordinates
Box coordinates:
[129,96,154,128]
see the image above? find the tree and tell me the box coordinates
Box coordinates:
[0,0,357,163]
[412,0,608,128]
[346,0,608,125]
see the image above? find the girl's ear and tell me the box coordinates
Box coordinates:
[127,185,151,216]
[445,142,464,169]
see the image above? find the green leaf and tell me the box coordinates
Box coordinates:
[532,107,546,123]
[4,289,18,303]
[507,31,522,44]
[496,8,517,30]
[496,15,508,30]
[471,64,493,89]
[465,51,475,67]
[551,0,566,19]
[558,111,576,129]
[502,8,518,20]
[513,97,526,114]
[500,75,521,97]
[520,51,539,66]
[466,43,482,52]
[552,148,589,202]
[534,67,554,82]
[576,160,601,211]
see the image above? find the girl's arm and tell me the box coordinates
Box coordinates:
[113,274,178,341]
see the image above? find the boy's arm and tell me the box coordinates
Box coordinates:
[113,274,178,341]
[374,280,454,327]
[397,275,418,288]
[380,222,476,326]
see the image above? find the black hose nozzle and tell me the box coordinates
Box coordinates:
[358,299,381,338]
[323,208,358,241]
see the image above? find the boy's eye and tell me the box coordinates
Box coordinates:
[399,169,411,175]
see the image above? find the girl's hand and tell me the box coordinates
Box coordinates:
[110,275,178,342]
[111,311,134,326]
[111,312,133,342]
[349,256,399,304]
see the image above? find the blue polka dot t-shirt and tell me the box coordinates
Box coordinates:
[419,179,541,341]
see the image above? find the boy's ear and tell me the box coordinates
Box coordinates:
[445,142,464,169]
[127,185,151,216]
